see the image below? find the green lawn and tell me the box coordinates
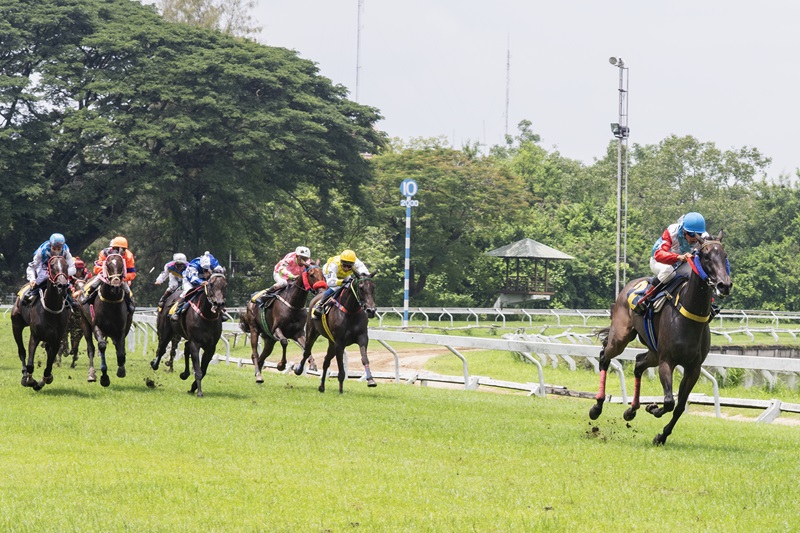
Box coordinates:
[1,316,799,532]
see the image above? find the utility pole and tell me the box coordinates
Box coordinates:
[609,57,630,297]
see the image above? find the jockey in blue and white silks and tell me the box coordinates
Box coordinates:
[181,251,225,295]
[26,233,77,287]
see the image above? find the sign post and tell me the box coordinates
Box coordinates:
[400,179,419,327]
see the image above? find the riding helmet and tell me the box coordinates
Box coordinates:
[295,246,311,258]
[110,236,128,248]
[682,212,706,234]
[340,249,357,263]
[50,233,66,246]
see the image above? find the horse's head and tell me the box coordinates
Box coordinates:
[103,253,126,287]
[354,272,378,318]
[47,256,70,291]
[695,231,732,298]
[204,273,227,313]
[303,259,327,294]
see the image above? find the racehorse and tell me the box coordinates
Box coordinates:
[239,260,327,383]
[589,231,732,445]
[58,278,86,368]
[151,272,227,397]
[11,256,72,390]
[79,253,133,386]
[294,272,378,393]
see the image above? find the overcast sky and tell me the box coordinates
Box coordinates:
[253,1,800,178]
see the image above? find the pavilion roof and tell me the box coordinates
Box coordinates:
[486,238,574,260]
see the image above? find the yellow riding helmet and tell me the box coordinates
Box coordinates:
[110,236,128,248]
[340,249,357,263]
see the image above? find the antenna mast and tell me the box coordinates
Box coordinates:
[356,0,364,102]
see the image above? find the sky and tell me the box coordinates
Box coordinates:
[252,1,800,178]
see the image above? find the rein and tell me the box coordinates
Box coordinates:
[42,256,69,314]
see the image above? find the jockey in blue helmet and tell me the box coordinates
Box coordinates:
[634,212,709,314]
[22,233,76,305]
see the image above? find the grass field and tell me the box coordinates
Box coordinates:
[1,315,799,532]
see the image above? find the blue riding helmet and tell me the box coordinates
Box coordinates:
[682,212,705,235]
[49,233,66,246]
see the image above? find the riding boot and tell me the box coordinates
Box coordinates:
[634,277,664,315]
[122,285,136,313]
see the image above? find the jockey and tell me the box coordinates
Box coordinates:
[22,233,77,305]
[155,252,189,310]
[171,251,226,321]
[254,246,311,306]
[82,236,137,313]
[311,249,369,319]
[634,212,710,315]
[72,257,92,282]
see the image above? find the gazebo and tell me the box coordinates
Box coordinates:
[486,238,574,308]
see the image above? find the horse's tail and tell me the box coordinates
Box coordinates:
[594,326,611,344]
[238,314,250,334]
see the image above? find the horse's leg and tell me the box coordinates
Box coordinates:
[653,363,702,446]
[82,318,97,382]
[195,341,218,398]
[335,344,346,394]
[187,341,203,397]
[318,342,336,393]
[95,327,110,387]
[166,338,178,371]
[115,332,127,379]
[273,327,289,372]
[249,327,264,383]
[295,325,320,376]
[39,339,60,389]
[589,322,636,420]
[69,327,81,369]
[26,334,42,390]
[623,351,657,421]
[180,341,192,381]
[12,320,34,388]
[357,337,376,387]
[150,334,171,371]
[646,360,676,418]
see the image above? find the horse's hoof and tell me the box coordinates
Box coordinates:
[276,362,286,372]
[653,434,666,446]
[196,391,204,398]
[43,374,54,385]
[294,367,303,376]
[367,379,377,387]
[150,360,159,371]
[179,371,190,380]
[588,404,603,420]
[117,367,126,378]
[100,375,110,387]
[256,375,264,384]
[623,408,637,421]
[646,403,662,417]
[318,386,325,393]
[32,381,43,391]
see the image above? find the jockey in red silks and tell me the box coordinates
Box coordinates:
[634,212,709,315]
[253,246,312,306]
[82,235,137,312]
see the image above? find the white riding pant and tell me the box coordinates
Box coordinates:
[650,257,693,285]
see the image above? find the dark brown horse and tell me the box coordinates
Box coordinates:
[294,272,378,393]
[151,273,227,397]
[58,278,87,368]
[590,232,732,445]
[11,256,72,390]
[239,260,327,383]
[79,254,133,386]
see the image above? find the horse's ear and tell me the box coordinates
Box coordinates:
[370,268,378,278]
[717,229,725,242]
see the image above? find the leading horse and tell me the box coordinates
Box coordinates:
[11,256,72,390]
[294,272,378,393]
[79,253,133,386]
[239,260,327,383]
[590,231,732,445]
[151,273,227,397]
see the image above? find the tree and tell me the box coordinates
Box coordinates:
[158,0,262,38]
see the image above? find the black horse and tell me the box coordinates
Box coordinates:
[294,273,378,393]
[590,232,732,445]
[151,273,227,397]
[11,256,72,390]
[79,254,133,386]
[239,261,326,383]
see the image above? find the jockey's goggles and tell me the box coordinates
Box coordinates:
[684,230,698,238]
[341,261,354,270]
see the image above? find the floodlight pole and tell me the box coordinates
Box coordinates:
[609,57,629,298]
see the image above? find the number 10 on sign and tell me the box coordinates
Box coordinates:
[400,179,418,327]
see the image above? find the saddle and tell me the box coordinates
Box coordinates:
[626,276,687,314]
[250,288,278,309]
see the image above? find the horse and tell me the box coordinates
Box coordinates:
[589,231,732,445]
[58,278,87,368]
[79,253,133,386]
[11,256,73,391]
[151,273,227,398]
[294,272,378,393]
[239,260,327,383]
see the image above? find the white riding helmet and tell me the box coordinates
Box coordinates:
[295,246,311,258]
[199,252,211,270]
[173,253,187,263]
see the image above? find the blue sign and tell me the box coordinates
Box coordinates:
[400,179,418,197]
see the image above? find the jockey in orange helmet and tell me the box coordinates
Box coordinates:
[82,236,137,312]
